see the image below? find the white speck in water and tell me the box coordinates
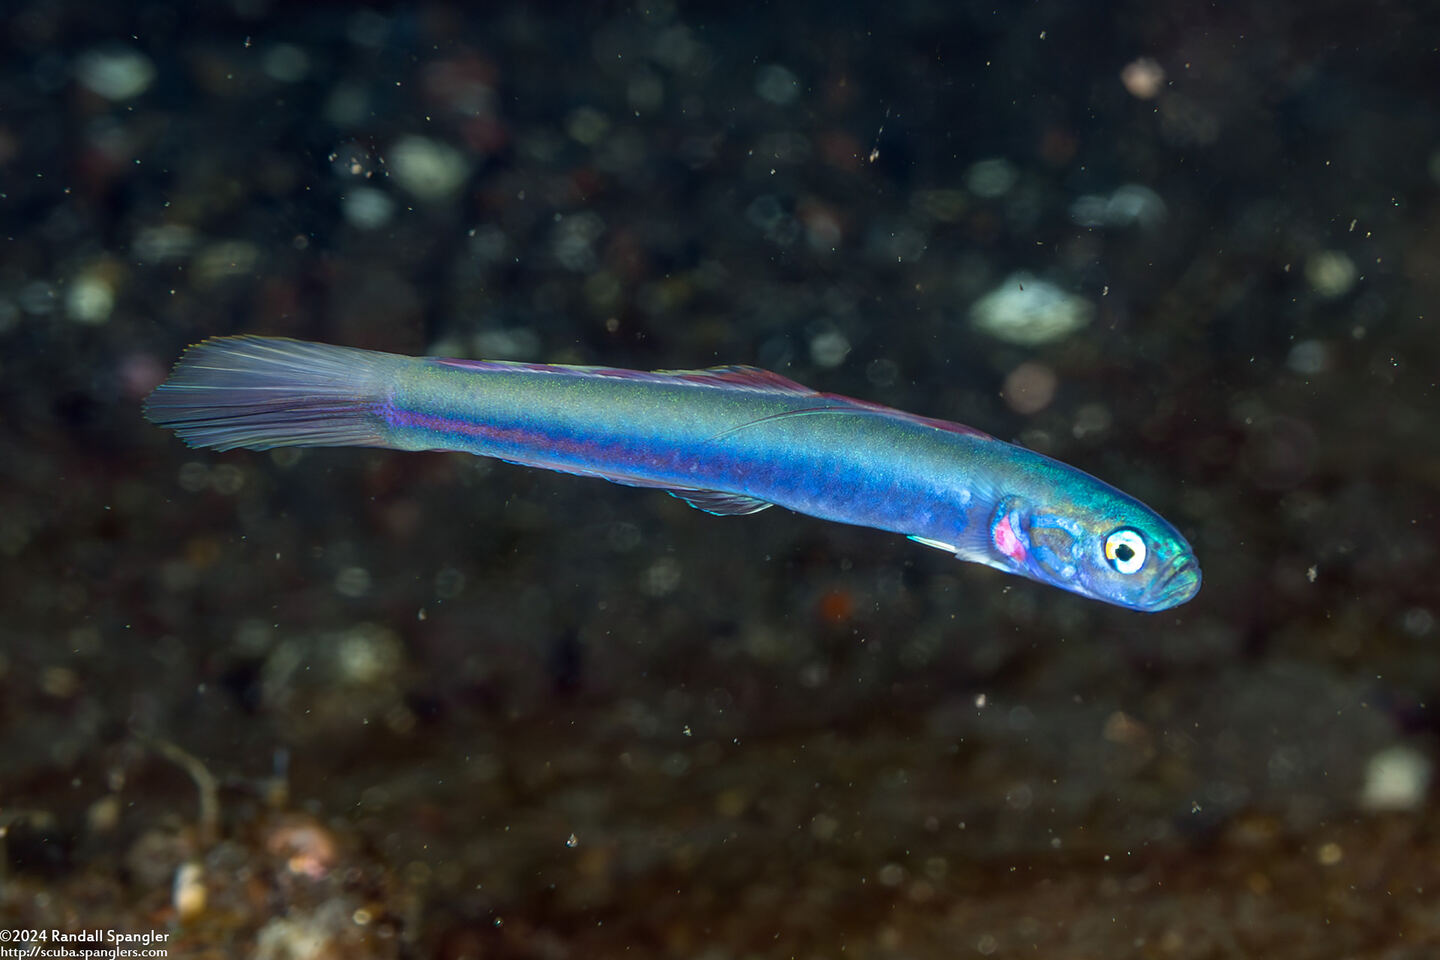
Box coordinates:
[565,833,578,848]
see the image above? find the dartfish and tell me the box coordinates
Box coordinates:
[144,337,1200,611]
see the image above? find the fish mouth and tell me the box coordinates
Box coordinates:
[1142,554,1202,611]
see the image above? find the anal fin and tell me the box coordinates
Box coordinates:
[668,489,774,516]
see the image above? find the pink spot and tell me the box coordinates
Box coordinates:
[993,514,1027,563]
[120,352,167,399]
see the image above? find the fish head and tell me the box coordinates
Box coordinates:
[976,489,1201,612]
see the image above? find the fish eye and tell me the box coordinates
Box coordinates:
[1104,528,1147,575]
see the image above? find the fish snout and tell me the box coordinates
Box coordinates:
[1144,553,1202,610]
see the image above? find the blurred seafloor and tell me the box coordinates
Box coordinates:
[2,1,1440,957]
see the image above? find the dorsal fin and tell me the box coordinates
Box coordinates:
[430,358,816,396]
[652,365,815,395]
[429,356,992,438]
[821,395,995,439]
[710,399,995,442]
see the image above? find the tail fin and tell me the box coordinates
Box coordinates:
[143,336,401,451]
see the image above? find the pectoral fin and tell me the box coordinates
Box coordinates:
[907,535,959,553]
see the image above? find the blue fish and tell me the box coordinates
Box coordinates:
[145,336,1201,611]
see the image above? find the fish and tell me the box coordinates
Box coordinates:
[143,336,1201,611]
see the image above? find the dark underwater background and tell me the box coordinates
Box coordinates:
[2,1,1439,957]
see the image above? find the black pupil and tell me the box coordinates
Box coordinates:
[1114,543,1135,562]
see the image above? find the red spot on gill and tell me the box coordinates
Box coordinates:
[993,514,1027,563]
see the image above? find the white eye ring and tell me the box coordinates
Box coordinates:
[1104,528,1147,575]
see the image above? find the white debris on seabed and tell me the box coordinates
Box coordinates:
[340,186,395,230]
[473,327,542,360]
[755,64,801,105]
[132,223,198,262]
[262,43,310,84]
[1120,57,1166,99]
[252,899,366,960]
[965,158,1018,198]
[385,135,472,201]
[335,623,402,685]
[566,106,610,145]
[65,268,116,325]
[809,329,851,368]
[75,47,156,101]
[1069,185,1167,229]
[552,211,606,271]
[172,860,206,922]
[193,240,261,286]
[1305,250,1357,299]
[333,566,372,599]
[1286,339,1332,376]
[970,272,1094,346]
[1359,744,1432,812]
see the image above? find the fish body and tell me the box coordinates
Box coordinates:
[145,337,1201,611]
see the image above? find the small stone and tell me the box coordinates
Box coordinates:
[173,861,207,921]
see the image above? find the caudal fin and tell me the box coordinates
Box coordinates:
[143,336,400,451]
